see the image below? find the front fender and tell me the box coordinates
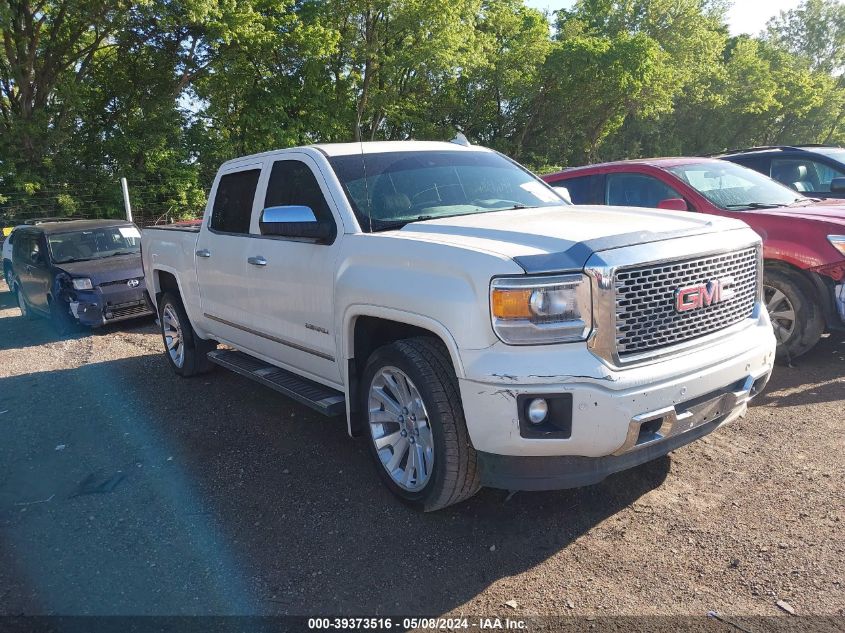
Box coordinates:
[340,305,466,378]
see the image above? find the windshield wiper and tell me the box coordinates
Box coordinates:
[788,197,817,206]
[94,251,138,259]
[723,202,782,210]
[371,216,435,232]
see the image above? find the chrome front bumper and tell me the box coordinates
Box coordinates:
[613,371,771,456]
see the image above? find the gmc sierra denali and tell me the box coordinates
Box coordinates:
[141,141,776,511]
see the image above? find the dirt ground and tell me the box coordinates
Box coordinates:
[0,278,842,625]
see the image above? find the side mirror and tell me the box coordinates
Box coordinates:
[552,186,572,204]
[657,197,689,211]
[259,205,334,242]
[829,177,845,193]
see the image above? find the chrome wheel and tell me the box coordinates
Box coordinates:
[368,366,434,492]
[162,303,185,368]
[764,285,797,342]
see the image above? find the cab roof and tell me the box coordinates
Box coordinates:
[554,156,723,176]
[220,140,492,168]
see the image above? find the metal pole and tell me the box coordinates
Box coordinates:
[120,177,133,222]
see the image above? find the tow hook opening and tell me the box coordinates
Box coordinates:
[637,417,665,444]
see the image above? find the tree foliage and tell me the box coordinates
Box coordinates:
[2,0,845,222]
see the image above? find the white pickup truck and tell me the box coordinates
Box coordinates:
[142,141,776,511]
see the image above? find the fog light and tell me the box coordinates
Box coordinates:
[527,398,549,424]
[105,311,114,319]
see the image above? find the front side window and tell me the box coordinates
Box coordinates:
[605,173,683,208]
[13,234,36,262]
[667,162,804,210]
[210,169,261,234]
[48,226,141,264]
[264,161,334,226]
[770,158,845,193]
[328,150,565,232]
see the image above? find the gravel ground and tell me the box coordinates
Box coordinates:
[0,278,843,623]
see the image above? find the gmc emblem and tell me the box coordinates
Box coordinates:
[675,277,734,312]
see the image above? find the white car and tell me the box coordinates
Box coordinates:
[3,226,19,288]
[142,141,776,511]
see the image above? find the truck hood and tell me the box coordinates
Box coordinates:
[397,205,744,273]
[55,253,144,286]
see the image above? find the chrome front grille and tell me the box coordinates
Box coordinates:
[614,248,758,356]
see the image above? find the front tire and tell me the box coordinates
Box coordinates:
[49,298,78,335]
[361,337,480,512]
[158,292,217,377]
[764,268,825,359]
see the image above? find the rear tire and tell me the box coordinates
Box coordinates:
[361,337,480,512]
[158,292,217,377]
[763,268,825,360]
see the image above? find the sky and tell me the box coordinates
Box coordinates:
[523,0,804,36]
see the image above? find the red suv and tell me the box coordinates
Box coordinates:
[543,158,845,359]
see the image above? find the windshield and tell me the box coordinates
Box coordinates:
[667,161,805,210]
[328,150,567,232]
[48,225,141,263]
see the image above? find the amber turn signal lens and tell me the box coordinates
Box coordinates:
[491,288,533,319]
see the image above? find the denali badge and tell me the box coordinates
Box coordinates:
[127,279,140,288]
[675,277,734,312]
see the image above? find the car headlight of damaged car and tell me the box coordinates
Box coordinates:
[490,274,592,344]
[71,277,94,291]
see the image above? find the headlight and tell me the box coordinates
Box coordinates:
[72,278,93,290]
[490,274,592,344]
[828,235,845,257]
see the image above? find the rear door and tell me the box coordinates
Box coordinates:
[195,164,263,349]
[243,154,343,385]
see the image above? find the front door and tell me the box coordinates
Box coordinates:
[195,164,263,350]
[244,155,342,386]
[16,233,50,312]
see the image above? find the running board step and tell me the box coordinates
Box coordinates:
[207,350,346,416]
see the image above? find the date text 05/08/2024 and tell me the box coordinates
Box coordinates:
[307,617,528,630]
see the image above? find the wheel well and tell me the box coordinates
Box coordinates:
[348,316,454,436]
[156,270,180,300]
[764,259,836,327]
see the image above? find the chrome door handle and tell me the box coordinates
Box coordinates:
[247,256,267,266]
[196,249,211,258]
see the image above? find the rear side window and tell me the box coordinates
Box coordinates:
[727,155,769,174]
[264,160,334,225]
[553,175,596,204]
[210,169,261,234]
[606,173,682,208]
